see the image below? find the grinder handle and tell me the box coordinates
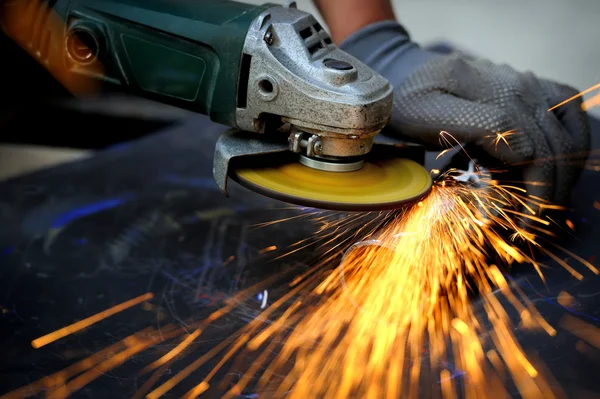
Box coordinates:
[1,0,272,127]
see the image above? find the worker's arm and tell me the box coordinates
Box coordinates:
[312,0,395,44]
[314,0,590,212]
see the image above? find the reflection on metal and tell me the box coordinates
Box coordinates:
[258,290,268,309]
[213,129,288,195]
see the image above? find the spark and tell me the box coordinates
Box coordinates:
[560,314,600,349]
[258,245,278,255]
[31,292,154,349]
[582,91,600,111]
[557,291,576,308]
[565,219,575,231]
[139,329,203,375]
[223,255,236,265]
[487,130,517,151]
[438,131,476,165]
[436,148,455,160]
[549,82,600,111]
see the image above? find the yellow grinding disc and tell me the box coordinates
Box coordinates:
[230,157,433,211]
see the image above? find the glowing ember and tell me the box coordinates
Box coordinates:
[31,293,154,349]
[549,82,600,111]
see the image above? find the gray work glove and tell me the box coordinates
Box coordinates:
[341,21,591,208]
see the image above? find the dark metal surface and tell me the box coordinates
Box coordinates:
[0,115,599,398]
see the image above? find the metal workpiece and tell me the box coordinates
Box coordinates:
[450,160,494,217]
[235,4,394,159]
[213,129,288,195]
[451,160,488,187]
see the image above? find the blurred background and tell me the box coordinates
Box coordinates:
[1,0,599,180]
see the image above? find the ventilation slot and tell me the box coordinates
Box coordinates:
[308,42,324,55]
[299,27,312,40]
[314,23,323,32]
[237,53,252,108]
[324,37,333,45]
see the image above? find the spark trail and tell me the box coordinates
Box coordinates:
[3,82,600,398]
[212,170,588,399]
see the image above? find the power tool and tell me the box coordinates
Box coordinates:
[1,0,432,210]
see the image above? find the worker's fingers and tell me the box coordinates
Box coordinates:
[388,92,534,164]
[515,73,574,205]
[510,113,572,233]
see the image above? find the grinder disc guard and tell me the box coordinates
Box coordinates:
[229,154,433,211]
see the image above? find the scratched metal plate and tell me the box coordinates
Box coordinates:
[0,115,599,398]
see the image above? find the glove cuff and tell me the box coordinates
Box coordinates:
[339,20,440,86]
[339,21,411,63]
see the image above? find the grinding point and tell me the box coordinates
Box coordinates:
[229,156,433,211]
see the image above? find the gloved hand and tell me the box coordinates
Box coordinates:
[340,21,591,208]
